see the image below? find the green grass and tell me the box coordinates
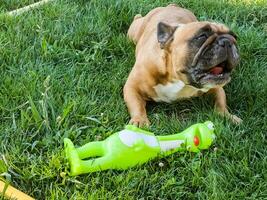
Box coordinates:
[0,0,266,199]
[0,0,40,12]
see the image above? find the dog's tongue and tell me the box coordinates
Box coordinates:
[209,66,223,75]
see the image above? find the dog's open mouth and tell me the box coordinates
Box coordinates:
[199,61,231,84]
[208,61,231,75]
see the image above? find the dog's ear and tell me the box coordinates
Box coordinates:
[157,22,178,49]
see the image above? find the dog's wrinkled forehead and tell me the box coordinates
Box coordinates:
[173,22,231,43]
[157,21,235,50]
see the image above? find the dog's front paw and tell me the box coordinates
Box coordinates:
[129,116,150,127]
[229,114,243,124]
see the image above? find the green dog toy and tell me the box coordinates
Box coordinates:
[64,121,215,176]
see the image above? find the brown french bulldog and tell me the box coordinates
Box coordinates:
[124,4,242,126]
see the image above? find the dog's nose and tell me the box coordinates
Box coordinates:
[218,37,231,47]
[217,34,235,48]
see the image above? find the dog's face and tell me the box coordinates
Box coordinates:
[158,21,240,88]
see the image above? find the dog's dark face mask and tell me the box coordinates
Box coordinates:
[157,22,240,88]
[187,25,240,87]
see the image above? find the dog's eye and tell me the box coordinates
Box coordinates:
[193,33,208,47]
[195,33,208,41]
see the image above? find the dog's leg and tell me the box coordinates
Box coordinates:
[123,84,150,127]
[210,87,242,124]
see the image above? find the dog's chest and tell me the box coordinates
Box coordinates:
[152,80,210,103]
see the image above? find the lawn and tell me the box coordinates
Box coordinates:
[0,0,40,12]
[0,0,266,199]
